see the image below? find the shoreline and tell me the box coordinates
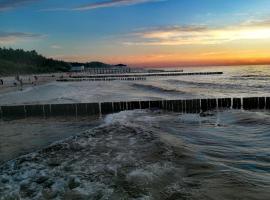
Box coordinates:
[0,80,51,95]
[0,73,66,96]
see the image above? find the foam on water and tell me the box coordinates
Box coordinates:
[1,109,270,199]
[1,65,270,199]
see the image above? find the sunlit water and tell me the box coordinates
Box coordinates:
[0,65,270,105]
[1,65,270,199]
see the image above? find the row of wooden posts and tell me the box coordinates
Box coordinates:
[57,77,147,82]
[0,97,269,120]
[70,72,223,79]
[85,68,133,74]
[85,69,184,74]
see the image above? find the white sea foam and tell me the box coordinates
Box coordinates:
[1,109,270,199]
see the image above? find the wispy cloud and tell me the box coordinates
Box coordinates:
[0,0,40,11]
[124,21,270,46]
[43,0,165,12]
[241,18,270,27]
[50,44,62,49]
[0,31,45,44]
[74,0,164,11]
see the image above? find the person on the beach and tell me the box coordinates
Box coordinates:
[33,75,38,85]
[19,79,23,91]
[15,74,20,82]
[0,79,3,85]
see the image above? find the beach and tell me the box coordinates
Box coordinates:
[1,66,270,106]
[0,73,66,95]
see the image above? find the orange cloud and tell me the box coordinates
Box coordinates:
[51,49,270,67]
[50,19,270,67]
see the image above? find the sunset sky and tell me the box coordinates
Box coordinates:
[1,0,270,67]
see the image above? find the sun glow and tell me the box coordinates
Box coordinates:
[240,28,270,39]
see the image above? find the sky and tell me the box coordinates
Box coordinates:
[1,0,270,67]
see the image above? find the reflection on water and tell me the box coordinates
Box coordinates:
[1,110,270,199]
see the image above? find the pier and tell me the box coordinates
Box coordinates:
[0,97,269,120]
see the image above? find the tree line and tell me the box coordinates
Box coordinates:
[0,47,71,75]
[0,47,117,76]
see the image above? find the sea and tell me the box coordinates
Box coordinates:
[0,65,270,199]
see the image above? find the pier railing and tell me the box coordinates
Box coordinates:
[0,97,269,120]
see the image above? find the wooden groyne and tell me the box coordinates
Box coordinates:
[83,68,183,74]
[0,97,269,120]
[57,77,147,82]
[70,72,223,79]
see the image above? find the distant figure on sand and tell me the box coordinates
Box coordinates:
[0,79,3,85]
[33,75,38,85]
[19,79,23,91]
[15,74,20,82]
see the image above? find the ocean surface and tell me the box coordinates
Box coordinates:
[0,65,270,105]
[0,65,270,199]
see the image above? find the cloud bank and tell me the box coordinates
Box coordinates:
[124,20,270,46]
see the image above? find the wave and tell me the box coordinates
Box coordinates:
[167,79,244,89]
[1,110,270,199]
[233,74,270,78]
[0,110,196,199]
[167,79,270,90]
[132,83,190,95]
[230,76,270,82]
[231,111,270,126]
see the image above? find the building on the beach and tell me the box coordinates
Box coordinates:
[114,64,127,67]
[70,65,85,72]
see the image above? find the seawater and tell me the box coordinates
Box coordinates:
[0,65,270,105]
[0,65,270,199]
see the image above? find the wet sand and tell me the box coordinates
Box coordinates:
[0,73,63,95]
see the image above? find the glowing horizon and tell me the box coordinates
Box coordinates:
[1,0,270,67]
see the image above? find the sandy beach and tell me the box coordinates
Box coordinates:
[0,73,66,95]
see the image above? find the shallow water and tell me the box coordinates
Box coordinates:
[1,110,270,199]
[0,65,270,105]
[0,116,101,165]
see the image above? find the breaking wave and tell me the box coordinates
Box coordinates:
[132,83,190,95]
[167,79,244,89]
[166,79,270,91]
[1,110,270,199]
